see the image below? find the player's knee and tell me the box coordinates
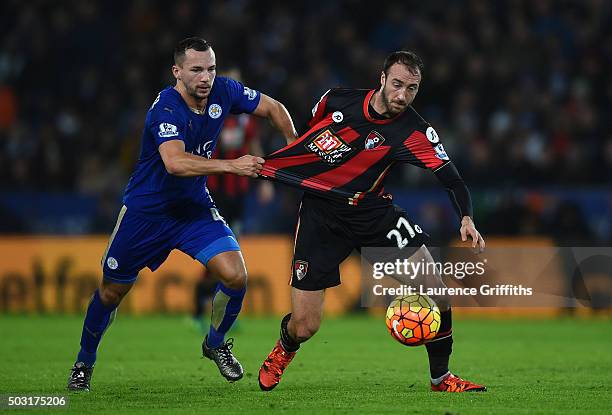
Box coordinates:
[218,266,247,291]
[99,284,129,306]
[291,316,320,342]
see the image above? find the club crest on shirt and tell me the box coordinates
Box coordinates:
[106,257,119,270]
[364,131,385,150]
[294,260,309,280]
[208,104,222,119]
[306,129,352,164]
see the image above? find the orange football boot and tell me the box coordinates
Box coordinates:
[258,340,296,391]
[431,372,487,392]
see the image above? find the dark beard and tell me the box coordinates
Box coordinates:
[380,89,399,117]
[380,86,409,117]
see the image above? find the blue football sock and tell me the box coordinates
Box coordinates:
[207,283,245,348]
[76,289,118,366]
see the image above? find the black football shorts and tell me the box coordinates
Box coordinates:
[291,194,430,290]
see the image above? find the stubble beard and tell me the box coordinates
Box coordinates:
[381,86,409,117]
[381,88,399,117]
[187,84,207,101]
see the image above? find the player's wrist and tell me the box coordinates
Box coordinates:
[222,159,235,174]
[461,216,473,226]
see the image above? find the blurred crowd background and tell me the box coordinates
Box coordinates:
[1,0,610,244]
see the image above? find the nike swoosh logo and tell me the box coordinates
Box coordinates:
[392,320,402,338]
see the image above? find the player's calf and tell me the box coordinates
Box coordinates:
[287,313,320,343]
[259,290,323,391]
[202,252,248,381]
[68,284,123,392]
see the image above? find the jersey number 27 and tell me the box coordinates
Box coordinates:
[386,217,422,249]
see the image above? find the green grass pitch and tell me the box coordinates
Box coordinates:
[1,314,611,414]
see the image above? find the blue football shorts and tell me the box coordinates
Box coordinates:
[101,205,240,283]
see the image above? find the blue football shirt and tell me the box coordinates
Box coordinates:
[123,77,261,218]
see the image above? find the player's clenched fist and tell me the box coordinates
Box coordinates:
[228,155,265,177]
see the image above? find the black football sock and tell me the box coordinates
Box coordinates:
[425,309,453,380]
[279,313,300,352]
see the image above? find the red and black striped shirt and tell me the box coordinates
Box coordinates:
[261,88,451,206]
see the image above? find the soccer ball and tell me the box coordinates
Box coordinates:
[385,294,441,346]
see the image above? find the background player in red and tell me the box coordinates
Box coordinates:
[258,51,487,392]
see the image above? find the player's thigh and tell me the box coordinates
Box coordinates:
[357,205,430,269]
[291,199,354,291]
[362,204,430,251]
[101,206,174,284]
[175,210,243,279]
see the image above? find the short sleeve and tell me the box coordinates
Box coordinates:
[394,123,451,170]
[148,105,186,147]
[226,78,261,114]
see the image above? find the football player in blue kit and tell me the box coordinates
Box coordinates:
[68,37,298,391]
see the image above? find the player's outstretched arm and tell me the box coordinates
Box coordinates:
[251,93,298,144]
[434,162,485,252]
[159,139,263,178]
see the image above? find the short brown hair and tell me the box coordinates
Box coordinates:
[174,37,212,65]
[383,51,423,76]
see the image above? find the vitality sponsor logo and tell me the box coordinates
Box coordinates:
[306,129,352,164]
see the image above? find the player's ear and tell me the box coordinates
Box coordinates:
[172,65,181,80]
[380,71,386,89]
